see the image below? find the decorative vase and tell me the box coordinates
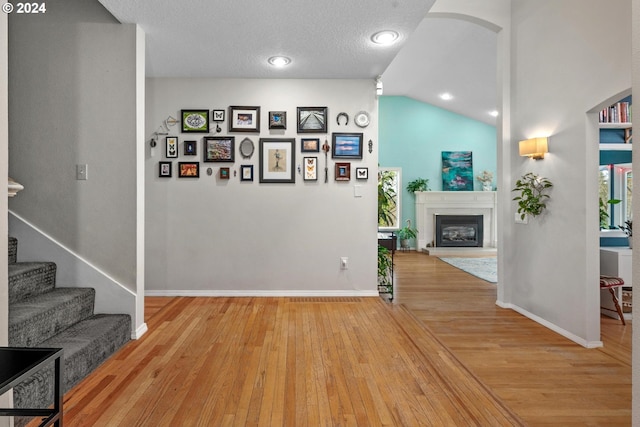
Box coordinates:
[482,183,492,191]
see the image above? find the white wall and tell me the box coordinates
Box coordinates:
[146,78,378,295]
[505,0,631,345]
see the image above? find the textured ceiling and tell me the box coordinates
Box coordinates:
[97,0,497,124]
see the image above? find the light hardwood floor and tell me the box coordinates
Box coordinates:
[27,251,631,426]
[393,251,632,427]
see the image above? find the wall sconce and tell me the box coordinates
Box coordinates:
[519,137,548,160]
[375,75,383,96]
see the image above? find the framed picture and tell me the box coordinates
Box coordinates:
[442,151,473,191]
[259,138,295,183]
[269,111,287,129]
[166,136,178,158]
[212,109,225,122]
[297,107,328,133]
[204,137,235,162]
[332,132,363,159]
[301,138,320,152]
[335,162,351,181]
[229,106,260,132]
[159,161,172,178]
[240,165,254,182]
[181,110,209,133]
[178,162,199,178]
[219,167,230,180]
[355,167,368,180]
[184,140,197,156]
[303,157,318,181]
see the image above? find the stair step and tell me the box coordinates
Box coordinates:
[8,236,17,264]
[9,262,57,304]
[13,314,131,411]
[9,288,95,347]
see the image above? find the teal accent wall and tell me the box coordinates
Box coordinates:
[379,96,497,231]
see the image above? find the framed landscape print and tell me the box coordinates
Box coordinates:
[335,162,351,181]
[259,138,295,183]
[181,110,209,133]
[355,167,368,180]
[442,151,473,191]
[332,132,363,159]
[178,162,200,178]
[269,111,287,129]
[204,137,235,162]
[159,161,172,178]
[229,106,260,132]
[303,157,318,181]
[240,165,253,181]
[166,136,178,158]
[301,138,320,152]
[297,107,328,133]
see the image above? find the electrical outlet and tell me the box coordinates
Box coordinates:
[76,164,88,180]
[340,257,348,269]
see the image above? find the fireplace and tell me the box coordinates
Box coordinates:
[435,215,483,247]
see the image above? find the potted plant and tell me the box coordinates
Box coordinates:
[600,198,621,229]
[619,220,632,248]
[406,178,430,193]
[476,170,494,191]
[512,172,553,220]
[397,219,418,249]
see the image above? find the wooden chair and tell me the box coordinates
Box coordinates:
[599,275,626,325]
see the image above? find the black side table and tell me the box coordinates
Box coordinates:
[0,347,64,427]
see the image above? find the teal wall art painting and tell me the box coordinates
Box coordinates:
[442,151,473,191]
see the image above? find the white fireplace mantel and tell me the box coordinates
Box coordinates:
[415,191,497,249]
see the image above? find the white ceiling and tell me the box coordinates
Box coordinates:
[97,0,497,125]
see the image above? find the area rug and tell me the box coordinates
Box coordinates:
[438,257,497,283]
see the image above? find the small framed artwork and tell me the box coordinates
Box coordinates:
[181,110,209,133]
[240,165,254,181]
[297,107,328,133]
[269,111,287,129]
[166,136,178,158]
[184,140,197,156]
[301,138,320,152]
[219,167,230,180]
[212,109,225,122]
[229,106,260,132]
[355,167,368,180]
[158,161,172,178]
[332,132,363,159]
[303,157,318,181]
[335,162,351,181]
[178,162,200,178]
[204,137,235,162]
[259,138,296,183]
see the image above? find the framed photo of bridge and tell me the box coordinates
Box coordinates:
[297,107,327,133]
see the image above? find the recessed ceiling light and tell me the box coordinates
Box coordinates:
[489,110,499,117]
[371,30,399,45]
[439,93,453,101]
[268,56,291,67]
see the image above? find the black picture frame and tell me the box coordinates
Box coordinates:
[259,138,296,183]
[301,138,320,152]
[212,109,225,122]
[240,165,254,182]
[184,140,197,156]
[159,161,172,178]
[204,136,235,162]
[303,157,318,181]
[181,110,210,133]
[332,132,363,159]
[297,107,328,133]
[355,167,369,180]
[229,106,261,132]
[269,111,287,129]
[178,162,200,178]
[166,136,178,158]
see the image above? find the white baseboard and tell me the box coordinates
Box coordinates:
[133,322,148,339]
[496,300,603,349]
[145,289,380,297]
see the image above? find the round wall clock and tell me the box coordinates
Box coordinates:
[354,111,370,128]
[239,137,255,159]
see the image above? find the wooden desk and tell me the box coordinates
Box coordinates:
[0,347,64,427]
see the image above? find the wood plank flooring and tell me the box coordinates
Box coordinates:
[393,252,632,427]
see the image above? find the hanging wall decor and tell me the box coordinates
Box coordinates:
[335,162,351,181]
[303,157,318,181]
[259,138,296,183]
[204,137,235,162]
[178,162,200,178]
[212,109,225,122]
[229,106,261,132]
[441,151,473,191]
[239,137,255,159]
[269,111,287,129]
[184,141,197,156]
[158,161,172,178]
[355,167,368,180]
[220,167,230,180]
[332,132,363,159]
[297,107,328,133]
[301,138,320,152]
[181,110,209,133]
[240,165,254,181]
[166,136,178,158]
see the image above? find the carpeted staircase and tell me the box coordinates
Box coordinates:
[7,235,131,425]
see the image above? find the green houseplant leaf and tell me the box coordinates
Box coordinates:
[512,172,553,220]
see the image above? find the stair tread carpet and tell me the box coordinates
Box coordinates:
[8,262,57,303]
[9,287,95,347]
[8,236,17,263]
